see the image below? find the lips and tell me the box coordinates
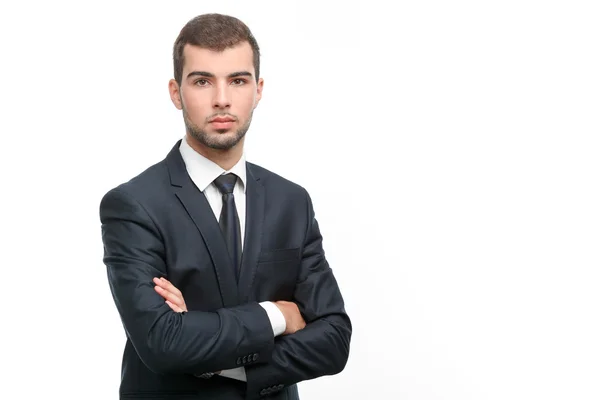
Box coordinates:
[210,116,235,123]
[209,116,235,131]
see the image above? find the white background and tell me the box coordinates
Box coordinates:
[1,1,599,399]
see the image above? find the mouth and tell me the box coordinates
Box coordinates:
[209,115,236,123]
[209,116,236,131]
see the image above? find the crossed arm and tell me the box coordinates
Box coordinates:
[101,187,351,398]
[153,277,306,377]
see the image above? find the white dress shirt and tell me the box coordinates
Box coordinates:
[179,137,286,381]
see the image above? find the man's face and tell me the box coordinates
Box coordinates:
[169,42,263,150]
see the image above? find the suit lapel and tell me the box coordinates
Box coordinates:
[166,141,239,308]
[238,164,265,302]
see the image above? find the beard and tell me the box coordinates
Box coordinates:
[183,106,252,150]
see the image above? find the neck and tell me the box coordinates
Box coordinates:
[185,134,244,171]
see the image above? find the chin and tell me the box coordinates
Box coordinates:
[187,125,245,151]
[208,134,242,150]
[213,129,233,135]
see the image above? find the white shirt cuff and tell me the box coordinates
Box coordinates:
[259,301,286,337]
[217,302,285,383]
[218,367,246,381]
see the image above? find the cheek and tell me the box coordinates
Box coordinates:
[182,93,208,118]
[182,91,200,107]
[236,94,257,114]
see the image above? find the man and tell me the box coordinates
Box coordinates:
[99,13,351,400]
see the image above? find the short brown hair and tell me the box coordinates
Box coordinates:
[173,13,261,85]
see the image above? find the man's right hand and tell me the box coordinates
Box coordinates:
[274,301,306,335]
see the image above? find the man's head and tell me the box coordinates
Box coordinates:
[168,13,263,152]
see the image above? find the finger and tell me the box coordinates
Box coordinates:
[153,277,171,290]
[153,277,170,291]
[154,285,169,300]
[165,300,185,313]
[153,277,180,295]
[154,286,184,306]
[160,277,183,297]
[153,278,183,302]
[155,286,182,306]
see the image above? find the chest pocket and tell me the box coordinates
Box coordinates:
[255,248,301,301]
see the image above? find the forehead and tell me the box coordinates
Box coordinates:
[182,42,254,76]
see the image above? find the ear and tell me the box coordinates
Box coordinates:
[254,77,264,109]
[168,79,183,110]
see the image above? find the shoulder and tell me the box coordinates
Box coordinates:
[100,158,170,211]
[247,162,309,198]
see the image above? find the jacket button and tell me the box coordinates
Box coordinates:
[242,355,248,364]
[253,353,258,361]
[277,384,284,389]
[260,389,267,395]
[236,357,242,365]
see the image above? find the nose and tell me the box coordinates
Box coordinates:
[212,82,231,110]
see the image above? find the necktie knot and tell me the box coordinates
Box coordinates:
[214,173,237,194]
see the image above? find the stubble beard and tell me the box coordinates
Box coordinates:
[183,107,253,150]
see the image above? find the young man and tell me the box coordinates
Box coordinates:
[100,13,351,400]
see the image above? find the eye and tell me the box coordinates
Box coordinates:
[231,78,246,85]
[194,79,209,86]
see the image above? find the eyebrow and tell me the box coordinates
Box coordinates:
[186,71,253,79]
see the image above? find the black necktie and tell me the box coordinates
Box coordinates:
[213,173,242,280]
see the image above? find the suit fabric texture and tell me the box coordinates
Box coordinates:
[99,140,352,399]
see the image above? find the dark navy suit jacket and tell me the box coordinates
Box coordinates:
[99,140,352,400]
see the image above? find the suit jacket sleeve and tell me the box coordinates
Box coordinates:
[244,189,352,399]
[100,187,275,375]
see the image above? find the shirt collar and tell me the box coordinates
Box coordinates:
[179,136,247,193]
